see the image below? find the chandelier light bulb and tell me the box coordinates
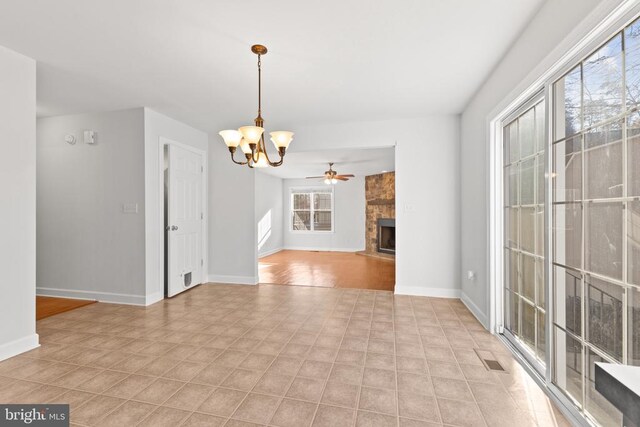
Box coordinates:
[270,131,294,149]
[253,151,269,168]
[219,130,243,148]
[331,178,338,184]
[238,126,264,145]
[324,178,331,185]
[239,139,252,154]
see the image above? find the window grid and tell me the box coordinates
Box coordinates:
[291,190,333,232]
[503,99,547,365]
[551,18,640,426]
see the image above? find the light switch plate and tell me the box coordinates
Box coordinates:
[84,130,96,144]
[122,203,138,214]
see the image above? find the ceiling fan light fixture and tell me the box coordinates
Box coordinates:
[308,163,353,184]
[218,44,292,168]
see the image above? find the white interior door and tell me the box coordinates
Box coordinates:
[167,144,203,297]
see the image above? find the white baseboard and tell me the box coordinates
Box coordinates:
[145,291,164,306]
[0,333,39,362]
[258,247,283,258]
[36,287,147,306]
[206,275,258,285]
[394,285,461,299]
[283,246,364,253]
[460,292,489,328]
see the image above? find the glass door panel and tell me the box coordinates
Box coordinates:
[548,16,640,425]
[502,97,547,370]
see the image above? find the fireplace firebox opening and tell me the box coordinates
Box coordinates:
[377,218,395,255]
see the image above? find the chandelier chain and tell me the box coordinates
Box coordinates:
[257,54,262,117]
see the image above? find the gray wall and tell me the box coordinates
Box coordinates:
[283,177,366,252]
[143,108,208,302]
[36,108,146,303]
[459,0,604,325]
[0,45,37,360]
[208,138,258,284]
[255,172,284,257]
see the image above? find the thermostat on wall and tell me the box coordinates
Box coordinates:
[84,130,96,144]
[64,134,76,145]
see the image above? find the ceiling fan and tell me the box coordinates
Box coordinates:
[306,163,355,184]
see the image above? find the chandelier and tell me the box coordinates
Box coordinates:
[218,44,293,168]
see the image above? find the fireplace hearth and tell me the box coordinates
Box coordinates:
[377,218,396,255]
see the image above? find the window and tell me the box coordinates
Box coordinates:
[291,189,333,232]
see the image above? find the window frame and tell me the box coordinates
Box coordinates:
[289,187,335,233]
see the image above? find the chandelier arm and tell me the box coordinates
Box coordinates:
[250,143,260,163]
[230,150,249,165]
[260,141,285,167]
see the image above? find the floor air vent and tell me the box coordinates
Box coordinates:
[473,349,507,372]
[483,359,506,372]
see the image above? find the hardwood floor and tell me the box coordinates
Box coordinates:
[36,296,96,320]
[259,250,395,291]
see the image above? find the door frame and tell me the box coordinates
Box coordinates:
[158,137,208,296]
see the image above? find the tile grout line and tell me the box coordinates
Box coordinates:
[307,288,358,427]
[3,287,568,427]
[219,292,308,426]
[392,292,401,427]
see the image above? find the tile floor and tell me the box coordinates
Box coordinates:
[0,284,571,426]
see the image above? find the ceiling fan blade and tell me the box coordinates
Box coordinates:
[334,176,349,181]
[305,176,326,179]
[335,174,355,178]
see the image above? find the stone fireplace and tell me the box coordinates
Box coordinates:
[365,172,395,255]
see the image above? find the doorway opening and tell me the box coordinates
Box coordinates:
[255,146,396,291]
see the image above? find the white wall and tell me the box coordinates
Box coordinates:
[282,177,366,252]
[208,139,258,284]
[287,116,460,297]
[0,46,38,360]
[144,108,208,303]
[255,172,284,257]
[37,108,146,304]
[459,0,606,326]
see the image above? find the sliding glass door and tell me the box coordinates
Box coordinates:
[498,13,640,427]
[503,96,547,372]
[551,19,640,426]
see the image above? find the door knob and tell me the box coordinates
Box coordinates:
[171,225,178,231]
